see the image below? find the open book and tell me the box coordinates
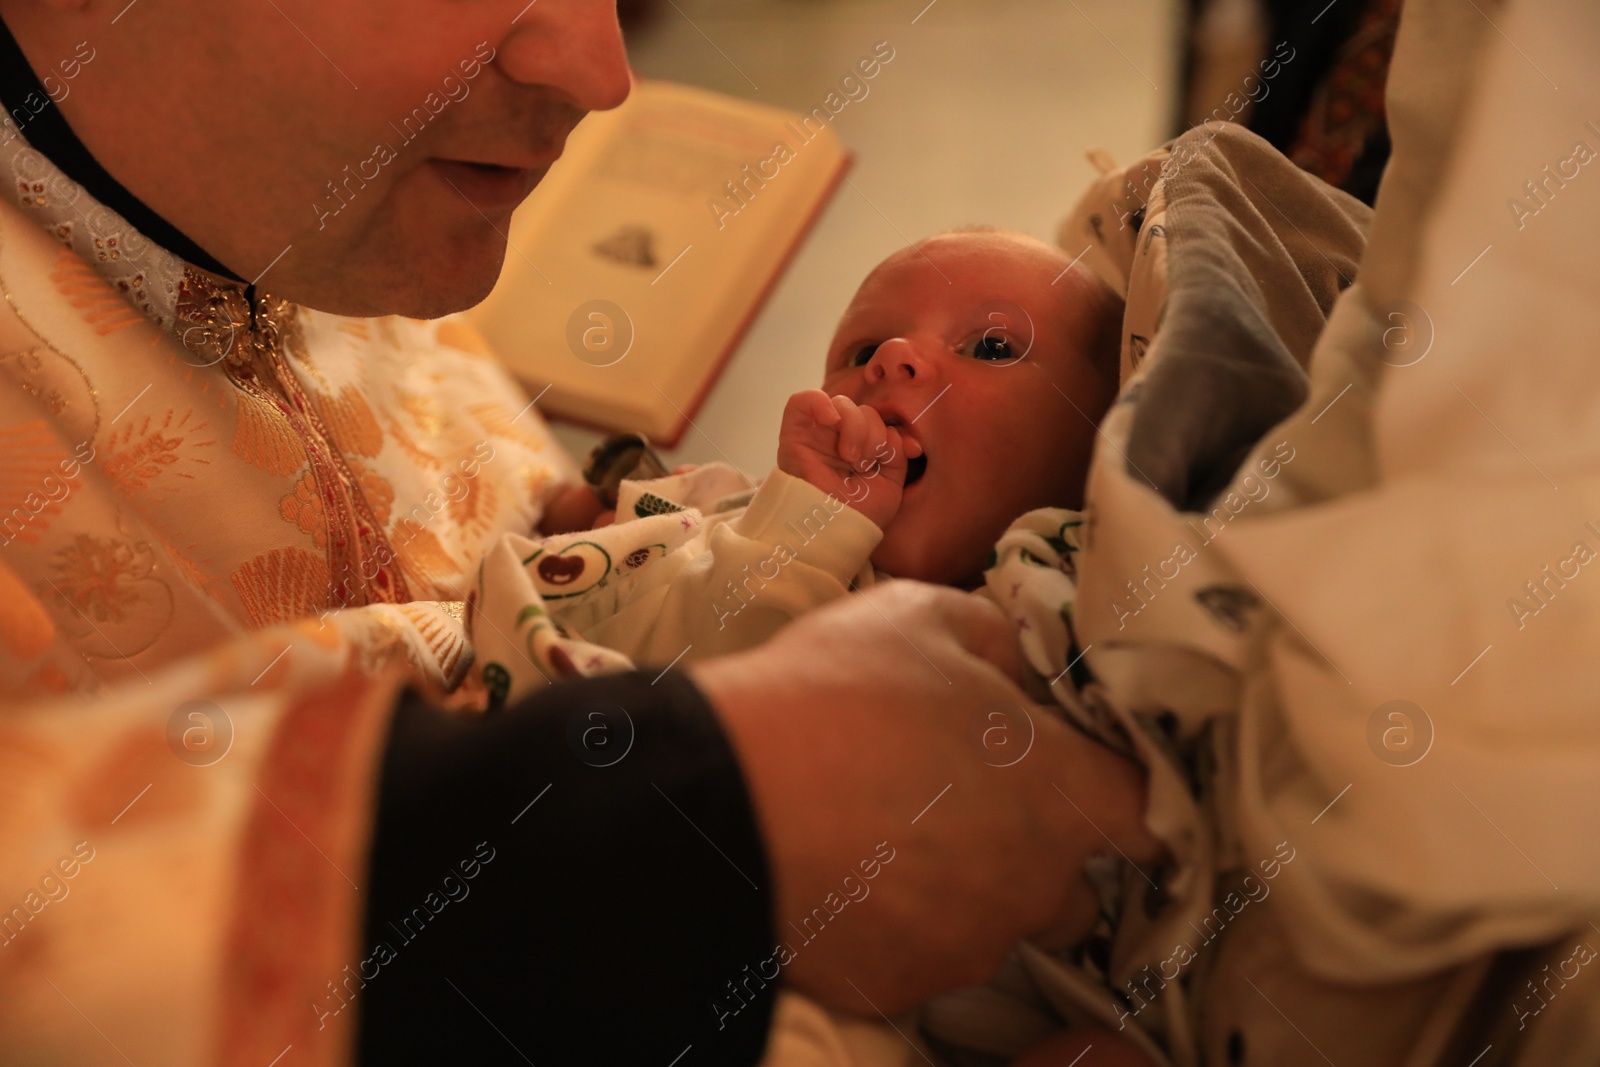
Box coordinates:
[468,80,851,447]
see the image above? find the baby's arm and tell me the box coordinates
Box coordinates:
[777,390,921,532]
[579,471,885,663]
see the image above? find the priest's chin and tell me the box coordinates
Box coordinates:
[280,167,543,321]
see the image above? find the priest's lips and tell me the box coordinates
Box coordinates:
[429,158,552,211]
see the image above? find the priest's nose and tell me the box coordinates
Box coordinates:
[495,0,633,114]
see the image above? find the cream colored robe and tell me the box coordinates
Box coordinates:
[1071,0,1600,1064]
[0,125,575,1065]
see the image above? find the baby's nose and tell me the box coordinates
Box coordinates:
[866,337,929,381]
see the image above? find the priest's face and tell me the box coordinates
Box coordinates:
[11,0,631,316]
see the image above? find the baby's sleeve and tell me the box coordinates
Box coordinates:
[582,468,883,665]
[471,469,884,708]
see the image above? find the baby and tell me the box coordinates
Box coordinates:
[772,228,1121,589]
[508,228,1126,679]
[479,229,1150,1066]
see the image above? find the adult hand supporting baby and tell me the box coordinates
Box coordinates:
[689,580,1161,1014]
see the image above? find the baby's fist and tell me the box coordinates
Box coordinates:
[776,390,919,531]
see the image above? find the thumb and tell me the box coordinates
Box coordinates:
[867,581,1025,686]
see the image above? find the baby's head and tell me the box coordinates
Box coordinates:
[823,229,1124,586]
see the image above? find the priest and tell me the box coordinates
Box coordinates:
[0,2,1157,1065]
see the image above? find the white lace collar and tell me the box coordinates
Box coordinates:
[3,115,197,332]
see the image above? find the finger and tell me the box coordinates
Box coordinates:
[866,581,1025,685]
[785,389,840,430]
[855,405,891,474]
[1030,715,1164,867]
[807,390,843,427]
[879,427,910,475]
[834,397,869,465]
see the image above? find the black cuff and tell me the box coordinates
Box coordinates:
[355,670,777,1066]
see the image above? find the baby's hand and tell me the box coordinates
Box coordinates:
[777,390,921,531]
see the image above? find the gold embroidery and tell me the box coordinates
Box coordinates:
[173,271,291,369]
[104,407,213,499]
[448,462,501,540]
[346,460,394,526]
[391,520,461,588]
[311,386,384,458]
[43,535,174,661]
[397,602,467,679]
[0,419,71,545]
[49,246,145,335]
[233,392,309,476]
[397,389,446,437]
[154,533,222,600]
[383,415,440,469]
[176,269,409,608]
[47,534,157,624]
[466,400,549,454]
[15,177,46,209]
[231,547,331,628]
[0,347,66,415]
[0,343,98,441]
[279,471,329,549]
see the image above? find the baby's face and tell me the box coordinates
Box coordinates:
[821,232,1121,586]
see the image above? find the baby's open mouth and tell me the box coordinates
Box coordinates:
[904,453,927,487]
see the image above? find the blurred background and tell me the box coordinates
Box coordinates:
[547,0,1399,476]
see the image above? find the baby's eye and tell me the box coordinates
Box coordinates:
[965,333,1015,361]
[849,343,880,367]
